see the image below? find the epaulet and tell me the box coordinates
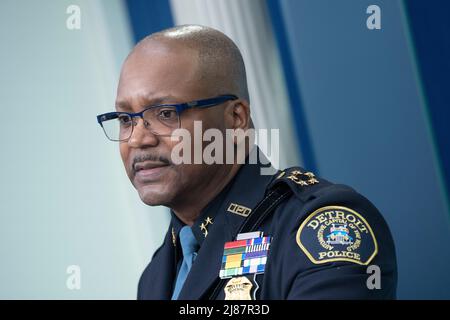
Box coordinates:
[267,167,332,202]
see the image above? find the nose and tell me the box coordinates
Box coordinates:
[127,117,159,148]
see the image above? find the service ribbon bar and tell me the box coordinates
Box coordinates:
[219,235,271,279]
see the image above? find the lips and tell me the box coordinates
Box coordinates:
[133,160,169,182]
[134,160,168,173]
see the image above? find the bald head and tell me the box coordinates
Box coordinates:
[128,25,249,103]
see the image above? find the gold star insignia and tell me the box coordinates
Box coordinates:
[287,169,319,186]
[171,227,176,247]
[199,217,213,237]
[304,172,315,178]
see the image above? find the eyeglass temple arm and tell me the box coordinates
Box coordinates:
[97,112,120,125]
[175,94,238,113]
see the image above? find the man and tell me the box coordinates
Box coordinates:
[96,25,397,299]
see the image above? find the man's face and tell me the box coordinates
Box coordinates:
[116,41,229,207]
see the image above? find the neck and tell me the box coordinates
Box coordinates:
[171,163,242,226]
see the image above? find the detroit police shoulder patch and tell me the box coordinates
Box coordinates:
[296,206,378,265]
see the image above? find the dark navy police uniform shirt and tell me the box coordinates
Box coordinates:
[138,150,397,300]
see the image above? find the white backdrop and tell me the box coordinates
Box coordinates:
[170,0,301,169]
[0,0,169,299]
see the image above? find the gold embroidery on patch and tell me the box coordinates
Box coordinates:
[296,206,378,265]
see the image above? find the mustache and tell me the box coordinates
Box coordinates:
[132,153,172,172]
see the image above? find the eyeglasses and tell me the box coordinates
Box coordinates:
[96,94,238,142]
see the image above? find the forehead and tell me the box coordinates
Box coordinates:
[116,42,203,111]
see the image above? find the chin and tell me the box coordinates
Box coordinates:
[137,185,174,207]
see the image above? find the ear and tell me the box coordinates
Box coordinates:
[224,99,251,130]
[223,99,254,152]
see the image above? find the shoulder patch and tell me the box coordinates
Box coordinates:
[296,206,378,265]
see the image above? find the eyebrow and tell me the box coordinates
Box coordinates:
[115,95,180,111]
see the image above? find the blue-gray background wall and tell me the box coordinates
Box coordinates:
[266,0,450,299]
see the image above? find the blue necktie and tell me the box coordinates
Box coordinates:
[171,226,199,300]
